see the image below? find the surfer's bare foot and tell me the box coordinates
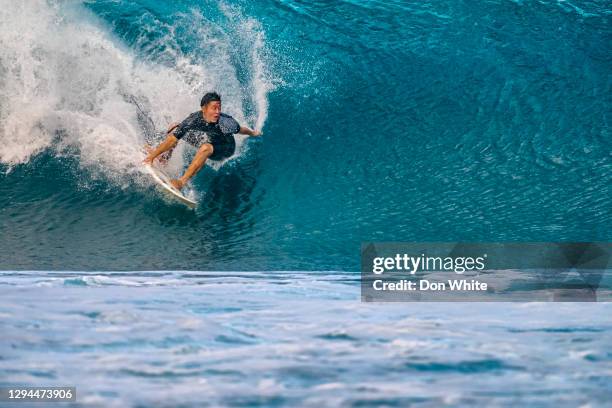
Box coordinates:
[170,179,184,190]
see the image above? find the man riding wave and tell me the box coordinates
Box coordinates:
[144,92,261,190]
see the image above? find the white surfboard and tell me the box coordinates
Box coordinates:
[144,164,197,208]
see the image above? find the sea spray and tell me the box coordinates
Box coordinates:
[0,0,274,185]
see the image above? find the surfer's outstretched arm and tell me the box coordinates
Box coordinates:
[238,126,262,137]
[144,134,178,164]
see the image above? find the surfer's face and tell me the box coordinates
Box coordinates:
[202,101,221,123]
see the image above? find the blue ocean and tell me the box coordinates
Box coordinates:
[0,0,610,406]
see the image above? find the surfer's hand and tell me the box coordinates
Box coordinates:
[170,179,184,190]
[143,156,154,165]
[251,129,263,137]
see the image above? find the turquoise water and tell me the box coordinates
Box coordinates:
[0,0,610,270]
[0,1,611,406]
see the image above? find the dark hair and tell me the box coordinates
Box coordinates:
[200,92,221,107]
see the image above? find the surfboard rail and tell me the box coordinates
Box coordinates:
[144,164,197,208]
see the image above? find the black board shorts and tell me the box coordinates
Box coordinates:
[208,137,236,161]
[180,133,235,161]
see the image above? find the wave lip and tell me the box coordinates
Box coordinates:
[0,0,274,191]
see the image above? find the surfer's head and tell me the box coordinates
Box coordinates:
[200,92,222,123]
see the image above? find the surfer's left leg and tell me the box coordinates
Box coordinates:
[144,134,178,165]
[143,144,173,165]
[171,143,214,190]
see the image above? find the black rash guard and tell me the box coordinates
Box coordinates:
[172,112,241,161]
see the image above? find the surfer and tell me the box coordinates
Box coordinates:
[143,92,261,190]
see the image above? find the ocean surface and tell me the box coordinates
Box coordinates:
[1,271,611,407]
[0,0,610,270]
[0,0,611,406]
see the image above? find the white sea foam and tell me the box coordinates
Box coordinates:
[1,271,610,406]
[0,0,273,188]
